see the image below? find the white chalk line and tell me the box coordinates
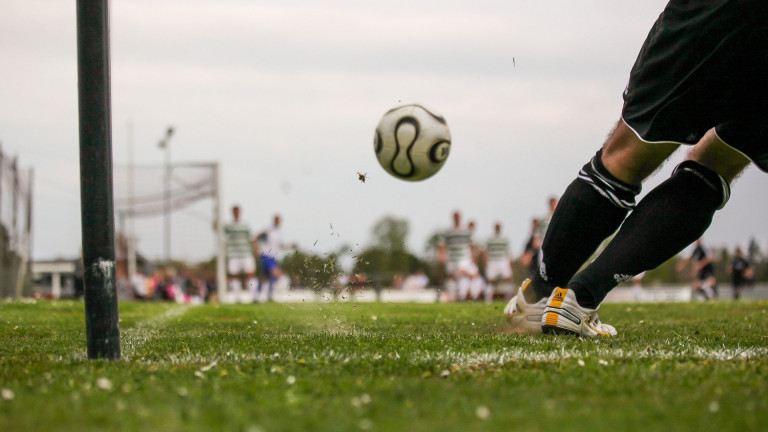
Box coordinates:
[118,305,193,360]
[128,344,768,367]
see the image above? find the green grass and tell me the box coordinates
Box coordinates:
[1,299,768,431]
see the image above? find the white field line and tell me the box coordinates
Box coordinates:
[119,305,193,360]
[133,345,768,367]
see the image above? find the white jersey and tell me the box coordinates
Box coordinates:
[260,226,282,258]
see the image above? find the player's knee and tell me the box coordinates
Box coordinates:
[672,160,730,210]
[577,149,642,210]
[687,128,752,183]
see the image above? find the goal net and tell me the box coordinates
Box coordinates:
[0,148,33,298]
[112,162,226,297]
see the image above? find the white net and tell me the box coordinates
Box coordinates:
[113,162,217,218]
[112,162,221,263]
[0,148,33,298]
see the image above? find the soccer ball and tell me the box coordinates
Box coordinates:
[373,104,451,181]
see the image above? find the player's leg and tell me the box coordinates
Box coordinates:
[706,274,719,299]
[444,262,458,302]
[484,277,495,303]
[235,256,257,303]
[260,256,275,302]
[456,261,472,301]
[227,277,242,301]
[227,258,246,303]
[243,271,256,302]
[541,0,764,335]
[444,276,456,302]
[694,276,710,301]
[564,130,749,312]
[508,120,676,334]
[457,273,471,301]
[690,276,702,301]
[266,264,281,301]
[526,120,678,302]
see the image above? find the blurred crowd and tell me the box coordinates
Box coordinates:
[105,198,761,304]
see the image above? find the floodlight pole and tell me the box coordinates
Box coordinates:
[76,0,121,360]
[127,122,137,282]
[214,162,227,302]
[158,127,174,263]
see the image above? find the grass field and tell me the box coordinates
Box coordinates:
[2,299,767,431]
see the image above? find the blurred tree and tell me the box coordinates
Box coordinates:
[423,231,443,256]
[351,216,428,286]
[352,246,423,285]
[281,250,341,292]
[372,215,409,252]
[644,257,683,285]
[748,237,763,262]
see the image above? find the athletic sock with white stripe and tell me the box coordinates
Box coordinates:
[529,149,640,302]
[568,160,729,308]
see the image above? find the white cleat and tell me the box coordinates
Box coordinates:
[541,287,616,337]
[504,279,547,334]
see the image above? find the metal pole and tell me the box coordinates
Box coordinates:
[214,163,227,302]
[165,141,170,262]
[76,0,121,360]
[158,127,173,263]
[11,158,19,298]
[127,122,137,281]
[16,168,34,299]
[0,144,4,297]
[0,143,3,226]
[26,167,33,297]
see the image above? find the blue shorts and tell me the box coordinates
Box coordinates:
[259,254,279,275]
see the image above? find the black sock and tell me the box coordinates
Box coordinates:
[529,150,638,301]
[569,161,729,308]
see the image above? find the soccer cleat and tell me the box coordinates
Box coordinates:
[504,279,547,334]
[541,287,617,337]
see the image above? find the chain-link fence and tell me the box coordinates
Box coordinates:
[0,144,33,298]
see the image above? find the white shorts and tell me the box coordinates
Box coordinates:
[227,256,256,275]
[446,259,473,277]
[485,260,512,281]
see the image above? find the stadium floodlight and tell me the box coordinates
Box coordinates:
[76,0,121,360]
[157,127,174,149]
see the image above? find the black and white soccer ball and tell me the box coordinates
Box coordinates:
[373,104,451,181]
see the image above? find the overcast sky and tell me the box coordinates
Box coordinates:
[1,0,765,264]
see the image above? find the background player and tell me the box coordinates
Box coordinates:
[255,214,284,302]
[520,218,542,280]
[484,222,514,301]
[437,211,472,302]
[466,220,486,301]
[728,247,753,301]
[677,238,718,300]
[223,205,257,303]
[536,196,558,240]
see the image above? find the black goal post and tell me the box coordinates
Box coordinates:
[76,0,121,360]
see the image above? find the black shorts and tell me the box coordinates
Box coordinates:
[697,265,716,281]
[622,0,768,172]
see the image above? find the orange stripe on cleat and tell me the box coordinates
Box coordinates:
[545,312,559,327]
[550,288,568,308]
[520,279,531,293]
[585,317,609,336]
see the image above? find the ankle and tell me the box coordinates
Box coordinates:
[568,283,598,309]
[526,276,553,303]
